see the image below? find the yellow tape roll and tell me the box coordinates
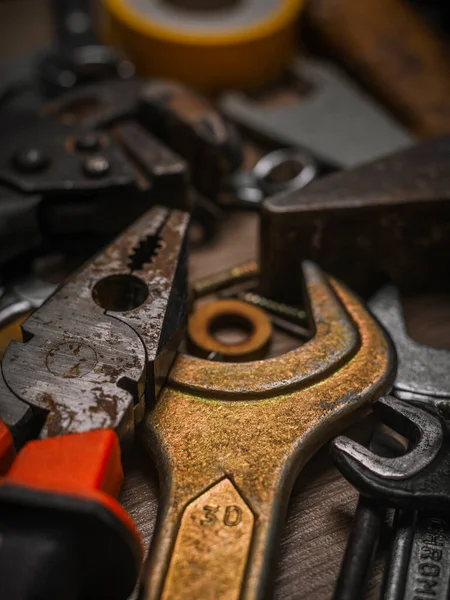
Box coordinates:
[100,0,304,93]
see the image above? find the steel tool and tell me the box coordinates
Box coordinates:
[368,286,450,599]
[1,204,189,443]
[332,430,405,600]
[331,285,450,600]
[331,286,450,600]
[370,286,450,410]
[260,136,450,302]
[332,397,450,515]
[220,60,412,170]
[139,261,394,600]
[332,397,450,600]
[0,77,240,269]
[0,205,189,599]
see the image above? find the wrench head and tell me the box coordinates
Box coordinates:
[369,285,450,408]
[331,397,450,510]
[140,261,395,600]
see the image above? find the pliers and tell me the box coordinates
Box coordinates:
[0,204,189,599]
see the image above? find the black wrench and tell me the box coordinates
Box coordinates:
[370,286,450,599]
[333,285,450,599]
[333,395,450,599]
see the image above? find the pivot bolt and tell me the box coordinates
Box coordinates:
[83,155,110,178]
[75,134,102,152]
[13,148,49,173]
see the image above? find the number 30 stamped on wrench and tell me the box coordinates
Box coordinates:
[141,262,395,600]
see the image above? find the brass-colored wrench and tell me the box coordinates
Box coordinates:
[140,262,395,600]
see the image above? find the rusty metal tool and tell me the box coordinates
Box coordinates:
[0,205,189,598]
[304,0,450,138]
[138,261,394,600]
[332,286,450,600]
[0,204,189,444]
[260,136,450,303]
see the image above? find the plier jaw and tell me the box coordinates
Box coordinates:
[1,205,190,445]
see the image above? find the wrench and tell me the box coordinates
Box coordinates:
[332,396,450,511]
[368,286,450,599]
[370,286,450,408]
[139,261,394,599]
[333,287,450,600]
[334,286,450,599]
[332,397,450,600]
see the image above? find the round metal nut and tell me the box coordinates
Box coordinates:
[13,148,49,173]
[188,299,272,362]
[75,133,102,152]
[82,155,110,178]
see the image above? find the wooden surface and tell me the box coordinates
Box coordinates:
[305,0,450,137]
[1,3,450,597]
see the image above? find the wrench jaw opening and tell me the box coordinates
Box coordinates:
[369,286,450,404]
[141,262,395,600]
[331,397,450,511]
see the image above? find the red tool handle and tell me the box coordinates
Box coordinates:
[0,429,142,600]
[0,417,15,474]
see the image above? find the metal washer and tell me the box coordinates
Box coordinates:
[188,299,272,361]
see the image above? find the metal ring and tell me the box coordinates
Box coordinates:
[252,148,317,197]
[188,299,272,361]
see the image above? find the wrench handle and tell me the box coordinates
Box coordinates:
[144,476,284,600]
[383,510,450,600]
